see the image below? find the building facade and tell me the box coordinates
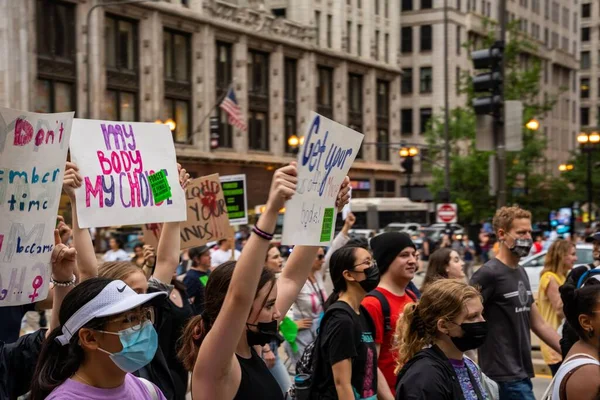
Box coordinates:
[399,0,580,178]
[580,1,598,131]
[1,0,410,209]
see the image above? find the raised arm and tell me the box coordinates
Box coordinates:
[276,177,351,317]
[153,165,191,284]
[192,164,297,392]
[47,229,77,337]
[63,162,97,281]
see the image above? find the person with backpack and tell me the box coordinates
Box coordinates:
[394,279,496,400]
[542,274,600,399]
[361,232,418,398]
[310,245,379,399]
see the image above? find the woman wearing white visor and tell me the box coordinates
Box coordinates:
[30,277,167,400]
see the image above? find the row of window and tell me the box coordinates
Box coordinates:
[401,108,433,136]
[580,107,600,127]
[401,0,433,11]
[580,50,600,70]
[401,67,433,94]
[401,25,432,53]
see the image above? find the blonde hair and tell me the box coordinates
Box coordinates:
[542,239,574,277]
[99,261,141,281]
[492,206,532,234]
[393,280,481,373]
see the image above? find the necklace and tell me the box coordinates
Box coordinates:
[74,372,93,386]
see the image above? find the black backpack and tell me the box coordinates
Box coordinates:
[365,289,417,334]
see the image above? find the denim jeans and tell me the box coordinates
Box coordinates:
[269,341,291,394]
[498,378,536,400]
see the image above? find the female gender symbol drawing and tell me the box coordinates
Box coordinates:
[29,275,43,303]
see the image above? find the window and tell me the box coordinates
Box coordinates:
[456,25,461,55]
[456,66,461,94]
[346,21,352,53]
[247,50,270,151]
[315,11,321,45]
[457,0,461,12]
[401,108,413,136]
[375,30,380,60]
[401,68,413,94]
[375,180,396,197]
[581,107,590,126]
[562,7,569,29]
[384,0,389,17]
[375,0,380,14]
[401,26,413,53]
[551,1,559,23]
[284,58,297,153]
[163,30,191,143]
[348,74,363,159]
[544,28,549,46]
[35,0,76,114]
[402,0,413,11]
[327,15,333,48]
[421,0,432,8]
[544,0,549,19]
[582,3,591,18]
[420,67,432,93]
[384,34,389,62]
[376,80,390,161]
[581,78,590,99]
[104,15,138,121]
[420,108,432,133]
[582,27,590,42]
[216,42,233,148]
[316,66,334,118]
[420,25,432,51]
[357,24,363,56]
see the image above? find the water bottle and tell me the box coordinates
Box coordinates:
[294,374,311,400]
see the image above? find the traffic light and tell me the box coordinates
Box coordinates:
[209,116,220,150]
[471,41,504,115]
[401,156,414,174]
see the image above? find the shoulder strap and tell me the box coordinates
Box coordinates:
[559,359,599,400]
[464,360,486,400]
[406,289,417,302]
[138,377,159,400]
[366,290,391,333]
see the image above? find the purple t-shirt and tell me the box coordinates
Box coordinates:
[46,373,167,400]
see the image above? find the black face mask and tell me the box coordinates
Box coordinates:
[358,264,381,293]
[448,321,489,352]
[505,234,533,258]
[246,320,283,347]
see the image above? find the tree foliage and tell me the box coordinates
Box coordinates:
[425,20,572,224]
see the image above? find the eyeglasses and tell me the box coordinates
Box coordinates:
[105,307,155,330]
[317,254,325,260]
[352,259,377,270]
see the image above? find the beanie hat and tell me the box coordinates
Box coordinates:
[370,232,416,276]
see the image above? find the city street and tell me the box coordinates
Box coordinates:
[533,376,552,398]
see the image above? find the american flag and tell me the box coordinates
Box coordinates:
[219,88,247,132]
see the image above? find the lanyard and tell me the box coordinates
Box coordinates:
[465,362,486,400]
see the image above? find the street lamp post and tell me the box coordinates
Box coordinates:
[399,146,419,200]
[86,0,157,118]
[577,131,600,227]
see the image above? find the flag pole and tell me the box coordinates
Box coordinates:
[187,82,234,145]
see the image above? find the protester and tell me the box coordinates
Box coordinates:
[0,229,76,399]
[321,212,356,294]
[183,245,213,315]
[460,234,476,279]
[103,237,129,262]
[532,235,544,255]
[284,247,328,363]
[538,239,577,376]
[421,248,466,291]
[265,243,284,273]
[361,232,418,398]
[470,206,561,399]
[132,244,146,268]
[419,230,432,271]
[30,277,167,400]
[311,245,379,399]
[177,164,350,400]
[210,238,241,268]
[546,278,600,399]
[395,280,494,399]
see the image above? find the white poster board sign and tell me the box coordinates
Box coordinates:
[220,174,249,225]
[0,108,73,306]
[70,119,186,228]
[282,112,363,246]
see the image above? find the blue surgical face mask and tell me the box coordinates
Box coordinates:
[96,320,158,373]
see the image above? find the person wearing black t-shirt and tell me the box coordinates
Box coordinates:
[183,245,212,315]
[312,245,380,399]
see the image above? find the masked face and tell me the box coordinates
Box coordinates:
[246,320,283,346]
[96,320,158,373]
[505,233,533,258]
[443,297,487,353]
[348,248,380,293]
[246,281,282,347]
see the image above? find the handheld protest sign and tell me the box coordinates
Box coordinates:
[180,174,232,250]
[70,119,186,228]
[282,112,363,246]
[0,107,73,306]
[220,174,248,225]
[142,223,163,248]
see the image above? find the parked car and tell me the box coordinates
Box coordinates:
[348,229,377,239]
[430,223,464,233]
[520,243,593,295]
[381,223,422,236]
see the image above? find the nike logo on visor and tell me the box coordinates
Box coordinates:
[117,285,127,293]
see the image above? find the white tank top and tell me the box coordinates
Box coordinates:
[549,353,599,399]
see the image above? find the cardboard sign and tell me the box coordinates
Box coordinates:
[220,174,248,225]
[180,174,231,250]
[0,107,73,306]
[70,119,186,228]
[142,223,163,248]
[282,112,363,246]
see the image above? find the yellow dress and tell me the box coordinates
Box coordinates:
[537,271,566,366]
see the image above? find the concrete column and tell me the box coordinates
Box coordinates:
[233,35,248,153]
[196,24,215,152]
[334,61,348,125]
[270,45,284,156]
[364,68,377,162]
[390,75,401,165]
[297,51,316,136]
[139,11,162,122]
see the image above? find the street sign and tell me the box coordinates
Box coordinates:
[436,203,458,224]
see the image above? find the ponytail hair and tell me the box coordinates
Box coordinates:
[177,261,276,371]
[30,278,113,400]
[393,279,481,373]
[560,279,600,340]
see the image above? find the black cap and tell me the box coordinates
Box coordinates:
[189,245,210,259]
[370,232,416,276]
[586,232,600,243]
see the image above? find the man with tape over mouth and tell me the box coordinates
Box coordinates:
[361,232,418,398]
[470,206,562,400]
